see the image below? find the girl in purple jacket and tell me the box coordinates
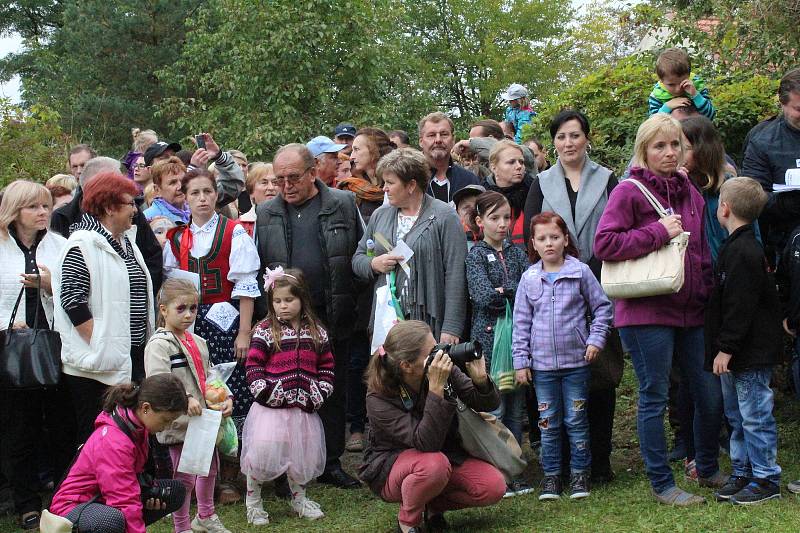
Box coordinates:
[512,212,612,502]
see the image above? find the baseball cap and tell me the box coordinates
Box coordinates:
[144,141,182,166]
[453,184,486,208]
[501,83,528,101]
[334,123,357,139]
[307,136,347,158]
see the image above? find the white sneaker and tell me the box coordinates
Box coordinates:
[191,513,232,533]
[290,496,324,520]
[246,504,270,526]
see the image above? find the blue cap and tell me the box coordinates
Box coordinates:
[306,136,347,158]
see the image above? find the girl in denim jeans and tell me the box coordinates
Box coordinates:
[512,212,612,501]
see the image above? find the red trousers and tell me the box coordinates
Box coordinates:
[381,449,505,527]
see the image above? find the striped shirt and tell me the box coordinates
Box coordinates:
[60,214,148,346]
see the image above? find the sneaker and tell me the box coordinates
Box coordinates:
[730,479,781,506]
[714,476,750,502]
[503,478,534,498]
[191,513,232,533]
[538,475,562,501]
[684,459,698,481]
[788,480,800,494]
[246,504,270,526]
[698,470,729,489]
[290,496,325,520]
[652,486,706,506]
[569,473,590,499]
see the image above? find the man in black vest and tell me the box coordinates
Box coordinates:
[255,143,363,488]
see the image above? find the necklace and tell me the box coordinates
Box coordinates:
[293,200,312,218]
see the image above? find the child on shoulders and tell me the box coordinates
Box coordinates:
[648,47,716,120]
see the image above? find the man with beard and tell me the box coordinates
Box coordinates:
[418,112,480,205]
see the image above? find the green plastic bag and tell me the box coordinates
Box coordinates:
[490,301,515,392]
[217,417,238,458]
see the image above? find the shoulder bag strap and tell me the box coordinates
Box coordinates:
[6,286,25,331]
[627,179,669,219]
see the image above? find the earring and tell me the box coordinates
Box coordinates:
[586,143,593,154]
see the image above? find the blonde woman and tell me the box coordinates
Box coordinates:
[239,162,277,237]
[0,181,76,530]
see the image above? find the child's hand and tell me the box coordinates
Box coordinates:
[712,352,733,375]
[783,318,796,337]
[187,396,202,416]
[585,345,601,362]
[665,96,691,110]
[494,287,504,294]
[515,368,531,387]
[235,329,251,362]
[680,78,697,97]
[220,397,233,418]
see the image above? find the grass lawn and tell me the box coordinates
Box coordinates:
[4,364,800,532]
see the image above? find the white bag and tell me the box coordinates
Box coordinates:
[178,408,222,476]
[39,510,74,533]
[371,284,400,355]
[601,179,690,299]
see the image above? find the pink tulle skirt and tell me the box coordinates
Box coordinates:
[240,403,326,485]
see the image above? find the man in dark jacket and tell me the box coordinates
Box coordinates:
[255,143,364,488]
[705,177,783,505]
[419,112,480,205]
[743,67,800,265]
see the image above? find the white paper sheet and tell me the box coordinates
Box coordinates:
[178,409,222,476]
[205,302,239,332]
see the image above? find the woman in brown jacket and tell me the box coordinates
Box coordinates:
[359,321,505,533]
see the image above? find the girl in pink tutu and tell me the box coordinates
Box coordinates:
[241,267,334,525]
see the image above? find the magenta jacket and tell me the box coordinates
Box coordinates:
[593,166,712,328]
[50,408,149,533]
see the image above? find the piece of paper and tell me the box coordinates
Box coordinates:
[392,239,414,277]
[773,182,800,193]
[178,409,222,476]
[785,168,800,187]
[205,302,239,332]
[166,268,201,294]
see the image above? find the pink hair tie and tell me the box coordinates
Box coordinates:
[377,345,387,358]
[263,265,297,289]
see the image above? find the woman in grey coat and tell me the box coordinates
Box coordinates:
[352,148,468,345]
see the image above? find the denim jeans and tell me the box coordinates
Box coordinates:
[533,366,591,476]
[720,368,781,483]
[619,326,722,493]
[490,387,526,446]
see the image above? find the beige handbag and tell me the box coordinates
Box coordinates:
[39,509,75,533]
[601,179,690,299]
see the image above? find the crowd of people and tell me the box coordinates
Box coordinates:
[0,48,799,533]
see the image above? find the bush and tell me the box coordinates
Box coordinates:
[0,102,71,188]
[522,55,781,175]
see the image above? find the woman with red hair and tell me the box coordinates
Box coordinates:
[53,171,156,441]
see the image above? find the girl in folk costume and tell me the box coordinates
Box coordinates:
[163,169,260,501]
[241,268,334,525]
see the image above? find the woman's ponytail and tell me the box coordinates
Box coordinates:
[365,321,432,397]
[102,374,188,414]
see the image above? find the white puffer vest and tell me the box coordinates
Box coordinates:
[53,229,154,385]
[0,231,66,330]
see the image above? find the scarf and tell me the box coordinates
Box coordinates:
[179,332,206,396]
[483,173,533,221]
[337,177,384,204]
[152,197,190,224]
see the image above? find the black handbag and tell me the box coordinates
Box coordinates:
[0,281,62,389]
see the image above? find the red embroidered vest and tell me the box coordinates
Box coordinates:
[510,212,526,247]
[167,216,236,305]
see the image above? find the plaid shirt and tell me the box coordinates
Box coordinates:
[511,255,612,371]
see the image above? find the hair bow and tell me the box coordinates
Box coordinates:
[264,266,296,289]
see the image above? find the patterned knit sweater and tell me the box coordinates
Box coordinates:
[245,319,335,413]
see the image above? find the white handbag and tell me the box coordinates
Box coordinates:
[39,509,75,533]
[601,179,690,299]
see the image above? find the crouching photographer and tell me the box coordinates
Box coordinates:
[43,374,187,533]
[359,320,506,533]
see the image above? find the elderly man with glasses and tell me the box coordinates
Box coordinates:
[254,143,364,489]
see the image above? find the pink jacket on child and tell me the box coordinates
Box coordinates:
[49,407,149,533]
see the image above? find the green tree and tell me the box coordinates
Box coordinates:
[0,100,71,187]
[1,1,199,156]
[158,0,438,158]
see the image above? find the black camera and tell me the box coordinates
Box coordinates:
[426,341,482,373]
[138,473,172,501]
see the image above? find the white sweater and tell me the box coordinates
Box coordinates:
[0,231,66,330]
[53,229,154,385]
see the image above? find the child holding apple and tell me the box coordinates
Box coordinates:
[144,278,234,533]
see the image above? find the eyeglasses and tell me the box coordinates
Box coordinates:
[119,200,137,208]
[134,163,147,169]
[274,167,313,187]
